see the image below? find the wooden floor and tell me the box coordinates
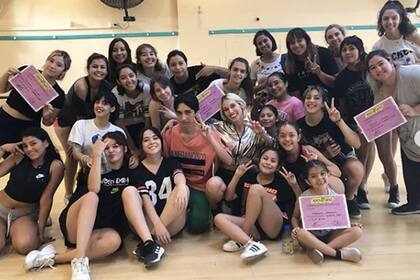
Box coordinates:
[1,146,420,280]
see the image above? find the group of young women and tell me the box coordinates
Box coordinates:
[0,0,418,279]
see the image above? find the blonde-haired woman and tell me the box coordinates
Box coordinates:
[206,93,272,212]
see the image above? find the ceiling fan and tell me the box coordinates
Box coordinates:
[100,0,145,22]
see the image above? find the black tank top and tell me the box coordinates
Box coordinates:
[5,157,54,203]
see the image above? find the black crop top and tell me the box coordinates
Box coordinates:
[6,65,65,123]
[5,156,54,203]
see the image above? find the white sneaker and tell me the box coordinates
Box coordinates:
[340,247,362,263]
[240,240,267,261]
[25,244,56,270]
[223,240,244,252]
[71,257,90,280]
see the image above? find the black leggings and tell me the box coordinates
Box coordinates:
[401,148,420,206]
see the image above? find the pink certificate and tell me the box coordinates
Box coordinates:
[354,97,407,142]
[299,194,350,231]
[197,84,225,122]
[8,65,58,112]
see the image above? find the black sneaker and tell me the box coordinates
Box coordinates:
[347,198,361,219]
[391,203,420,215]
[356,188,370,210]
[132,241,145,262]
[387,185,400,209]
[143,240,165,268]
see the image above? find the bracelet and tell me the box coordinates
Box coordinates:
[334,117,342,124]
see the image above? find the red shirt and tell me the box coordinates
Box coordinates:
[164,125,228,191]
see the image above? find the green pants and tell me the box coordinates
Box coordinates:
[188,188,211,234]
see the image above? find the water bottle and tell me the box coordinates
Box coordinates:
[282,224,294,255]
[101,152,111,174]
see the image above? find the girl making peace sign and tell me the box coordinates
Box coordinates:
[297,86,364,219]
[214,148,300,262]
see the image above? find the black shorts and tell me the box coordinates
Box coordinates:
[315,230,334,243]
[59,197,129,248]
[215,168,234,186]
[126,123,145,149]
[255,218,288,241]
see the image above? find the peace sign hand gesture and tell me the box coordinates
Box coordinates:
[158,104,176,120]
[235,160,254,178]
[300,146,318,162]
[305,54,321,74]
[279,166,297,186]
[324,97,342,123]
[195,114,211,139]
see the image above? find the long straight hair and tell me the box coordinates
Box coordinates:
[108,38,133,84]
[228,57,253,104]
[377,0,416,37]
[138,127,164,159]
[285,28,319,75]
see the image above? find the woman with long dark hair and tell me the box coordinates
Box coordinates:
[107,38,133,85]
[113,63,151,157]
[284,28,338,98]
[55,53,110,201]
[26,131,164,279]
[0,127,63,254]
[132,127,189,248]
[208,57,253,105]
[372,0,420,193]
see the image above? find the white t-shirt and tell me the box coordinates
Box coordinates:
[68,119,126,173]
[250,54,284,85]
[208,78,248,101]
[373,36,420,65]
[394,65,420,161]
